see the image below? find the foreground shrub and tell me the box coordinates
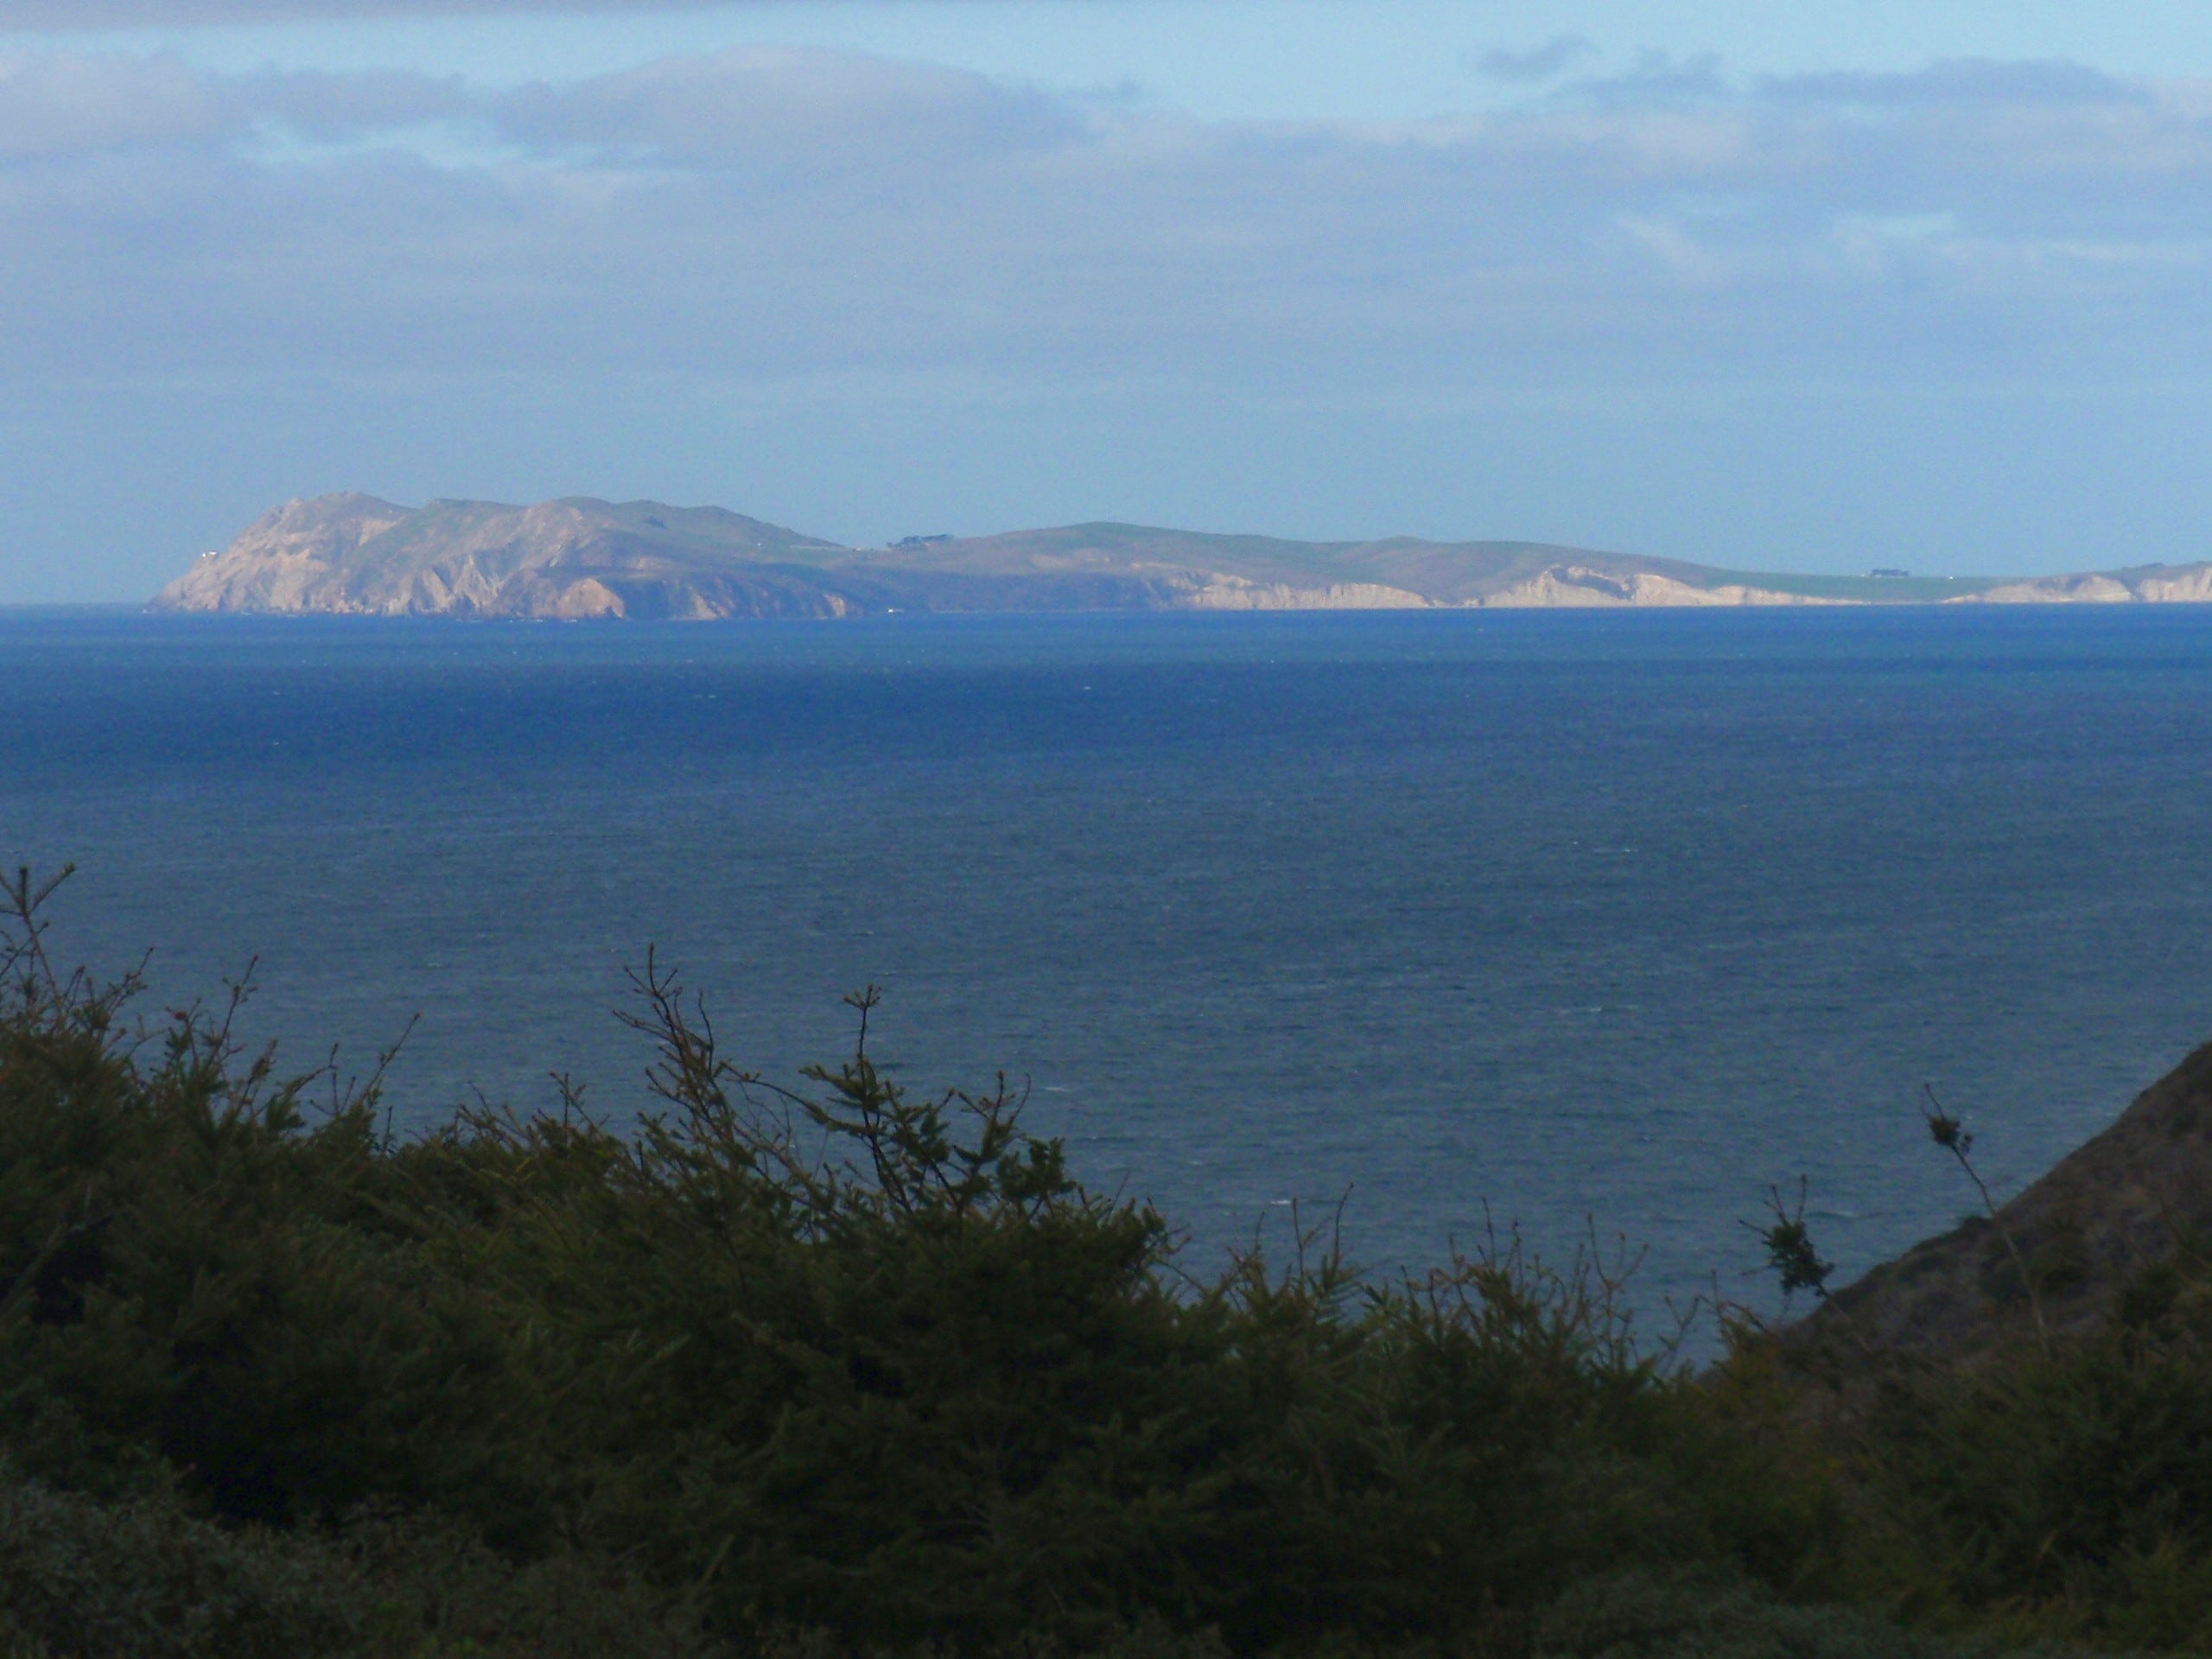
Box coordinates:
[0,1459,740,1659]
[0,871,521,1528]
[8,866,2207,1655]
[1839,1272,2212,1651]
[435,970,1220,1642]
[0,1461,359,1659]
[1529,1572,2147,1659]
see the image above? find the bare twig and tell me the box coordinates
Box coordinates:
[1924,1083,2050,1351]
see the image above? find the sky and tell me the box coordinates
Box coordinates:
[8,3,2212,598]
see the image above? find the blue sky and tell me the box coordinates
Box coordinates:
[6,1,2212,598]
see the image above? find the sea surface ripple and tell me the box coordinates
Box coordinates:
[8,605,2212,1338]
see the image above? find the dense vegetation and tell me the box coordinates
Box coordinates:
[4,868,2212,1657]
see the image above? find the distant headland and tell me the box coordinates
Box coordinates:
[149,493,2212,619]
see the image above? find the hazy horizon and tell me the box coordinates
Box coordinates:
[7,1,2212,601]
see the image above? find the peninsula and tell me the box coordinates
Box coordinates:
[149,492,2212,619]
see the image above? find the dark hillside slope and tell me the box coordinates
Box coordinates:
[1788,1041,2212,1363]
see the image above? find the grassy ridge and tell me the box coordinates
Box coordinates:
[3,872,2211,1657]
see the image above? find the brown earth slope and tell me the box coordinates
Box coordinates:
[1787,1041,2212,1365]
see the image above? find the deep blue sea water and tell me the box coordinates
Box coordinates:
[9,605,2212,1340]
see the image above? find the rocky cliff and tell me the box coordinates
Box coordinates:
[154,495,861,620]
[1957,563,2212,605]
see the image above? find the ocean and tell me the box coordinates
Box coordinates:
[9,604,2212,1340]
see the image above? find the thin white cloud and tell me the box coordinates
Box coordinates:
[0,0,730,26]
[0,48,232,155]
[1558,48,1732,109]
[499,45,1083,164]
[245,66,477,137]
[2,43,2209,395]
[1764,57,2140,109]
[1469,35,1597,85]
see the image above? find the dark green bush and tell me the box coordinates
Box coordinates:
[435,969,1224,1643]
[0,1460,360,1659]
[1529,1571,2148,1659]
[0,879,520,1528]
[6,867,2209,1656]
[1842,1274,2212,1651]
[0,1458,741,1659]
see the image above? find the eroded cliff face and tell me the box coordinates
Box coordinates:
[159,493,416,613]
[1953,563,2212,605]
[1477,567,1839,608]
[1179,577,1434,610]
[155,495,861,620]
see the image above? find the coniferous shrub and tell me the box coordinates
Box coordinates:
[1841,1280,2212,1650]
[0,871,521,1528]
[15,863,2212,1656]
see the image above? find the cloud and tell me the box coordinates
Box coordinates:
[2,42,2210,399]
[0,48,232,155]
[1470,35,1597,85]
[499,45,1082,166]
[246,67,477,137]
[0,0,728,26]
[1557,48,1731,109]
[1766,57,2139,109]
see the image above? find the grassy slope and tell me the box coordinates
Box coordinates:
[843,521,2018,604]
[342,498,844,577]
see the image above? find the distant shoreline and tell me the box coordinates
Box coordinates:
[143,491,2212,622]
[19,599,2212,624]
